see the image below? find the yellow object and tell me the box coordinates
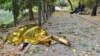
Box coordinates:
[6,24,51,46]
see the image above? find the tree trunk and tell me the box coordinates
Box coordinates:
[38,0,42,26]
[67,0,73,11]
[52,6,55,12]
[27,0,34,20]
[43,0,46,21]
[91,0,98,16]
[12,0,19,26]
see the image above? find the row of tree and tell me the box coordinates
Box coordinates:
[0,0,100,26]
[0,0,56,26]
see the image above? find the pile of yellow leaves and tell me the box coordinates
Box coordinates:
[6,24,51,46]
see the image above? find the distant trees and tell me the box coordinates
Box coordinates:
[0,0,26,26]
[0,0,56,26]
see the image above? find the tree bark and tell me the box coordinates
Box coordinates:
[43,0,46,21]
[27,0,34,20]
[67,0,73,11]
[12,0,19,26]
[38,0,42,26]
[91,0,98,16]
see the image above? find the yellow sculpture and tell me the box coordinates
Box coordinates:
[6,24,51,46]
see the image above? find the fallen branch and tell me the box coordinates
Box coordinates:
[39,35,71,46]
[51,35,71,47]
[39,35,52,42]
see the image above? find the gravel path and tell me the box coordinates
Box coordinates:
[24,12,100,56]
[0,11,100,56]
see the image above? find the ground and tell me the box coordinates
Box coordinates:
[0,10,100,56]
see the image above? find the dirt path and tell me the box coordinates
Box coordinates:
[0,11,100,56]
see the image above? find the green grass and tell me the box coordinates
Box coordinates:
[0,10,13,26]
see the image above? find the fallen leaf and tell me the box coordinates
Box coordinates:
[71,48,77,56]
